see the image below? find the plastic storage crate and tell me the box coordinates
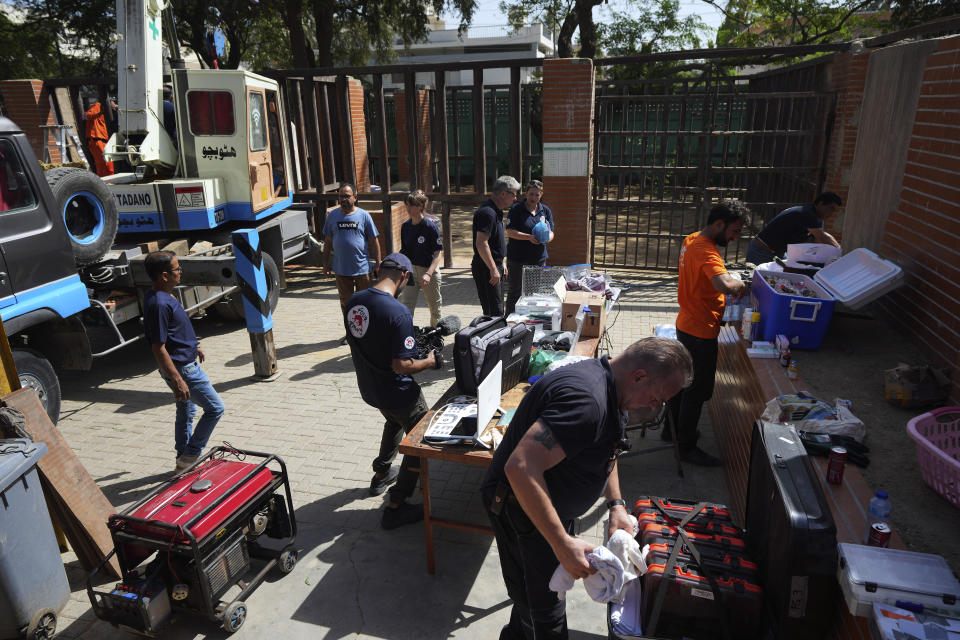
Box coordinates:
[906,407,960,508]
[751,269,836,350]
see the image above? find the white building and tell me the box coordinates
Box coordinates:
[382,23,555,88]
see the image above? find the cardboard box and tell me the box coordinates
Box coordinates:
[561,291,606,337]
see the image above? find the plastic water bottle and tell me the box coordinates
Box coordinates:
[866,490,892,547]
[741,308,753,343]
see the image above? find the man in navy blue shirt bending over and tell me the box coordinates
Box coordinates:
[481,337,693,639]
[143,251,225,471]
[345,253,441,529]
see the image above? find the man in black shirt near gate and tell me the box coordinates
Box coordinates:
[481,337,693,639]
[472,175,521,316]
[345,253,441,529]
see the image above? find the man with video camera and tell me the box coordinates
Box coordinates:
[344,253,442,529]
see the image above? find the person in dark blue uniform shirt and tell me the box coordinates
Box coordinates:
[481,337,693,640]
[746,192,842,265]
[472,175,520,316]
[505,179,555,316]
[143,251,225,472]
[345,253,441,529]
[399,189,443,327]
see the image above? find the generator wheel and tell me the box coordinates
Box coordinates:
[26,608,57,640]
[12,349,60,424]
[44,167,119,266]
[278,547,298,575]
[221,601,247,633]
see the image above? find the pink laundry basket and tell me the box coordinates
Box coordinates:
[906,406,960,509]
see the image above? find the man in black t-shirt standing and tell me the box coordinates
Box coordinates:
[472,175,521,316]
[143,251,225,472]
[345,253,441,529]
[746,192,842,265]
[481,337,693,639]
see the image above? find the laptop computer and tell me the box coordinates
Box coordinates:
[424,361,503,446]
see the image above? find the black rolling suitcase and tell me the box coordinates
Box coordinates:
[454,315,534,394]
[744,420,839,640]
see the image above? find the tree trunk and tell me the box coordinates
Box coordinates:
[557,9,578,57]
[285,0,314,68]
[312,0,335,68]
[575,0,603,59]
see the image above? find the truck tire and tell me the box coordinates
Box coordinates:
[45,167,119,266]
[215,252,281,322]
[12,349,61,424]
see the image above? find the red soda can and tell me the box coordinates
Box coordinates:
[867,522,892,548]
[827,446,847,485]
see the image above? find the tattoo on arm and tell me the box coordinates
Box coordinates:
[534,426,558,450]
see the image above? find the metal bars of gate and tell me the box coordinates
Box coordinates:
[591,68,835,271]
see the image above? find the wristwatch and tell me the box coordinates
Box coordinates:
[606,498,626,511]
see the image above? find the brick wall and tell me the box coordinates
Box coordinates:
[347,78,370,192]
[822,51,870,239]
[0,79,61,162]
[541,58,594,266]
[394,89,433,191]
[875,35,960,403]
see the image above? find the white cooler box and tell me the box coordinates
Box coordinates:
[837,543,960,618]
[813,248,904,310]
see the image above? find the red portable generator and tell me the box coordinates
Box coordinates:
[86,447,297,635]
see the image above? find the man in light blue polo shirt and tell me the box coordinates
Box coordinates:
[323,181,382,344]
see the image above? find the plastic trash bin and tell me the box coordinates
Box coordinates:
[0,438,69,640]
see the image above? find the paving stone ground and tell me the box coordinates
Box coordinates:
[49,260,729,639]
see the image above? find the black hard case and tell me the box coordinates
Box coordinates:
[454,316,534,394]
[744,420,839,640]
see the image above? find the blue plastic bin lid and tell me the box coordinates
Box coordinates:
[0,438,47,494]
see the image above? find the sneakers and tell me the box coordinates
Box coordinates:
[175,455,199,472]
[369,468,399,496]
[679,446,722,467]
[381,502,424,530]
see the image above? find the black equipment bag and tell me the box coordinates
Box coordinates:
[454,316,534,395]
[744,420,838,640]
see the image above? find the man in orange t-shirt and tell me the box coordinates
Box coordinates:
[667,200,750,466]
[84,98,115,177]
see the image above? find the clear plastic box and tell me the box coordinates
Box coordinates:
[837,543,960,618]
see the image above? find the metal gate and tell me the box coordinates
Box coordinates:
[591,65,835,270]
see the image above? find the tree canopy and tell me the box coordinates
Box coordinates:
[711,0,893,48]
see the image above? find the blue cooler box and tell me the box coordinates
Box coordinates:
[751,269,835,349]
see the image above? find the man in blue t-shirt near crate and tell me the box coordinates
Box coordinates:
[344,253,441,529]
[746,192,842,265]
[143,251,225,472]
[322,182,382,344]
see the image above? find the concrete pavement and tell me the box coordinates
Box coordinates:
[51,264,730,639]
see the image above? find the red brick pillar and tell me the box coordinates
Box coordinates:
[394,89,433,190]
[0,79,60,161]
[541,58,594,265]
[821,50,870,241]
[346,78,369,192]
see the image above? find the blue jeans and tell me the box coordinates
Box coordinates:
[161,360,225,458]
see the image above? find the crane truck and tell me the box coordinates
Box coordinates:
[0,0,317,424]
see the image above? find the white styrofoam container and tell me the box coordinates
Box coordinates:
[814,248,904,310]
[786,243,842,264]
[837,543,960,618]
